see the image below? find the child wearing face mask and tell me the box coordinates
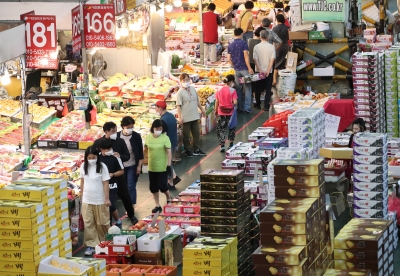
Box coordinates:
[214,74,238,152]
[80,146,111,256]
[98,138,125,228]
[144,119,173,214]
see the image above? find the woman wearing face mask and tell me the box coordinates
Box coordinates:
[144,119,173,214]
[80,146,111,256]
[176,73,207,157]
[98,138,125,228]
[214,74,238,152]
[117,116,144,212]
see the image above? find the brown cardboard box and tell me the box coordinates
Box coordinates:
[340,225,389,240]
[259,204,315,223]
[200,169,244,183]
[274,183,325,199]
[334,248,383,261]
[254,258,308,276]
[334,231,385,250]
[286,52,298,73]
[289,31,309,40]
[334,259,384,271]
[270,198,319,214]
[272,159,324,176]
[260,232,313,246]
[252,246,306,265]
[135,251,162,265]
[260,220,314,235]
[346,219,394,233]
[274,173,324,187]
[320,148,353,159]
[323,269,372,275]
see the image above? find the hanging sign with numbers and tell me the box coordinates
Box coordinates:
[114,0,126,16]
[24,15,58,69]
[83,4,116,49]
[71,6,81,53]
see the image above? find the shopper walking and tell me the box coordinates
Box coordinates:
[144,119,173,214]
[272,14,290,86]
[237,1,255,42]
[94,122,138,225]
[214,74,238,152]
[80,146,111,256]
[227,28,254,113]
[203,3,222,63]
[267,1,284,23]
[176,73,207,157]
[261,18,282,50]
[155,101,181,188]
[98,138,125,228]
[248,27,264,109]
[253,30,276,111]
[117,116,144,213]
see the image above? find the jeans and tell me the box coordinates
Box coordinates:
[235,69,252,112]
[243,31,253,43]
[125,165,138,205]
[183,120,201,152]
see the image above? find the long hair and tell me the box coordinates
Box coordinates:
[84,146,102,175]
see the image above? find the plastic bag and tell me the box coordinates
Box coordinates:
[388,184,400,225]
[157,48,171,77]
[228,108,237,129]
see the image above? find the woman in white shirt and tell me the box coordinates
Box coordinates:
[80,146,111,256]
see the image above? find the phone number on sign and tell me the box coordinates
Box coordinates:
[86,35,115,41]
[86,41,116,47]
[27,61,57,68]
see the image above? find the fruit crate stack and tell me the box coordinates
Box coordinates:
[287,108,325,159]
[352,133,388,219]
[0,178,71,275]
[384,48,400,136]
[255,159,329,275]
[333,219,395,275]
[352,52,386,133]
[198,169,254,276]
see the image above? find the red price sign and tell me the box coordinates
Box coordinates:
[83,4,116,49]
[24,15,58,69]
[71,6,81,53]
[114,0,127,16]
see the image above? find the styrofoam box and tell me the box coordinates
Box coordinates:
[38,255,91,276]
[137,233,163,252]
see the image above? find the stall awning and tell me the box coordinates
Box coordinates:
[0,21,26,63]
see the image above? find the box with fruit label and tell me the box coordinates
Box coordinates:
[66,257,106,276]
[0,184,54,202]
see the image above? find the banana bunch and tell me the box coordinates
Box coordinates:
[209,76,220,83]
[222,69,235,77]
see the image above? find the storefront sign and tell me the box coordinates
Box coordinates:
[20,11,35,21]
[83,4,116,49]
[302,0,345,22]
[71,6,82,53]
[24,15,58,69]
[114,0,127,16]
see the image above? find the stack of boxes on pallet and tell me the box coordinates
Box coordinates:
[0,178,70,275]
[352,52,386,133]
[352,133,388,218]
[333,219,395,275]
[384,48,399,136]
[197,169,253,276]
[254,159,329,275]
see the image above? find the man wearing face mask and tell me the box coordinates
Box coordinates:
[94,122,138,225]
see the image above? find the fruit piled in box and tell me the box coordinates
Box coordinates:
[0,124,42,146]
[0,148,25,172]
[143,214,200,229]
[196,86,216,106]
[96,235,137,256]
[38,126,64,141]
[38,256,97,275]
[122,76,155,94]
[14,104,56,123]
[79,127,103,143]
[0,99,21,117]
[98,72,135,92]
[164,201,200,215]
[58,128,86,142]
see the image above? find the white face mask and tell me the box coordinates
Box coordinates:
[109,133,117,140]
[105,150,114,156]
[154,130,162,136]
[88,159,97,165]
[182,82,190,88]
[124,128,133,135]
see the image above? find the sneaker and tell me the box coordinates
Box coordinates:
[173,176,181,185]
[130,216,138,225]
[151,206,162,214]
[186,150,193,157]
[84,247,95,256]
[220,146,225,152]
[193,149,207,156]
[115,220,122,229]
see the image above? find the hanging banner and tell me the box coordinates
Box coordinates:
[83,4,116,49]
[24,15,58,69]
[302,0,345,22]
[71,6,82,53]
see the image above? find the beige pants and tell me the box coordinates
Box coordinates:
[204,43,217,62]
[82,203,110,247]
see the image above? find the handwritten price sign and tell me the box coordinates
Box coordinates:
[71,6,82,53]
[325,113,341,138]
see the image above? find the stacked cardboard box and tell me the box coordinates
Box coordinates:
[323,269,373,275]
[352,133,388,219]
[333,219,395,275]
[384,48,399,136]
[0,178,70,274]
[256,159,328,275]
[199,169,253,276]
[352,52,386,133]
[287,108,325,159]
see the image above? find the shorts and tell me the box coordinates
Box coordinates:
[109,190,118,213]
[149,171,169,193]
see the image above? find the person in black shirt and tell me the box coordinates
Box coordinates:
[98,138,125,228]
[94,122,138,225]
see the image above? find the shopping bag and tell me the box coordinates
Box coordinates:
[228,108,237,129]
[89,99,97,125]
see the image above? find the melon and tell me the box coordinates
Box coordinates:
[171,54,180,69]
[96,101,107,113]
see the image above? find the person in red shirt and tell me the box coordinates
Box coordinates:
[203,3,222,63]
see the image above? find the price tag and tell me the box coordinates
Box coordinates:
[24,15,58,69]
[112,246,125,253]
[83,4,116,49]
[71,6,82,53]
[114,0,126,16]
